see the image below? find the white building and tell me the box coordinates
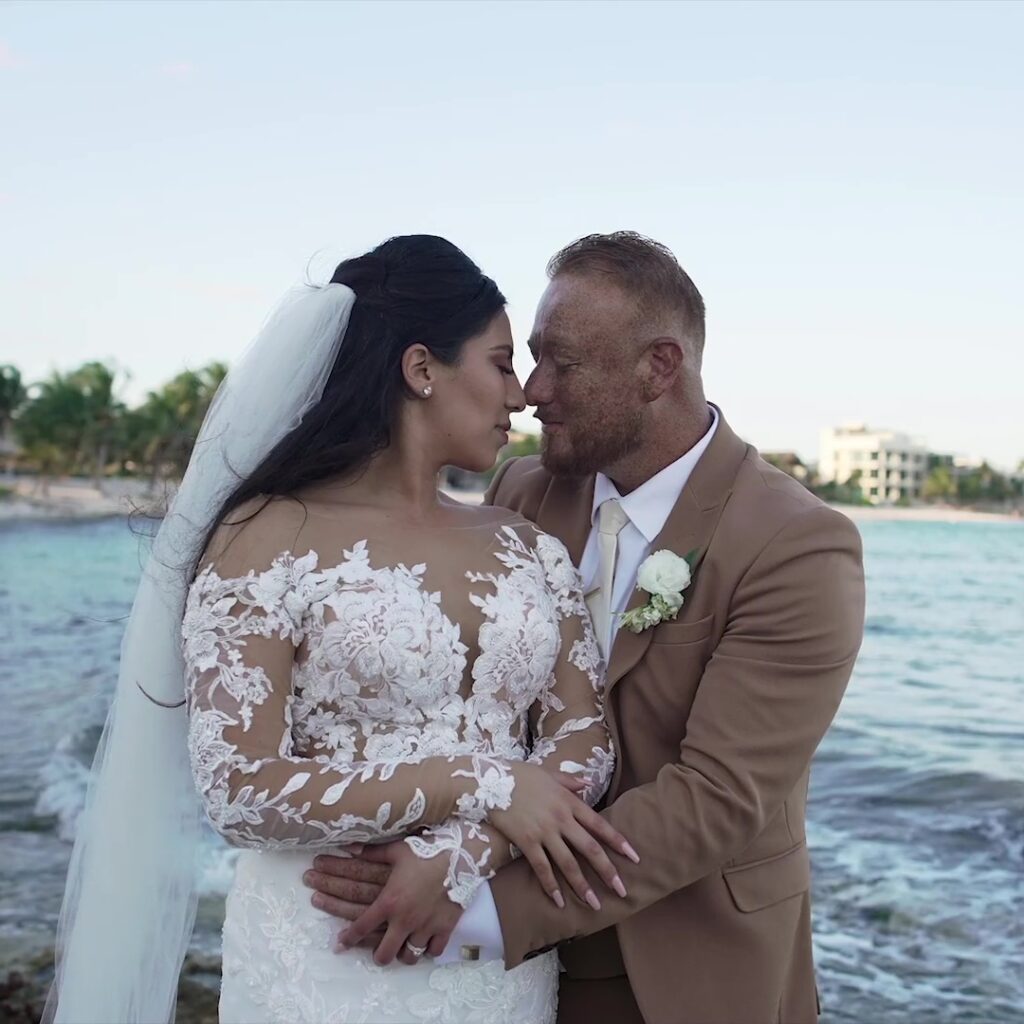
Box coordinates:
[818,423,929,504]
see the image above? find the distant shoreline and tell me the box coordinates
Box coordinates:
[2,479,1019,526]
[0,479,144,524]
[0,478,489,524]
[829,503,1022,524]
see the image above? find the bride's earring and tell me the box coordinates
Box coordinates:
[422,386,433,398]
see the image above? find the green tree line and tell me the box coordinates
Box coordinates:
[920,459,1023,505]
[4,359,1014,506]
[0,361,227,490]
[0,360,542,494]
[761,454,1023,508]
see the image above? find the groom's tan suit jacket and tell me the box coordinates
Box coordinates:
[485,409,865,1024]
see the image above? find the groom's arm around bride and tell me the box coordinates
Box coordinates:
[479,436,865,1024]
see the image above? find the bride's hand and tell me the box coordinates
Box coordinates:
[490,763,639,911]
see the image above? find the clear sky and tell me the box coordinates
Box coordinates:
[1,0,1021,468]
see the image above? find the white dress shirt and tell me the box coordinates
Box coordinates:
[437,407,719,965]
[580,406,719,653]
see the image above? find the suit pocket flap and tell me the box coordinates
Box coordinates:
[650,613,714,645]
[722,842,810,913]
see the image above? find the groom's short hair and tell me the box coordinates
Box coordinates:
[547,231,705,355]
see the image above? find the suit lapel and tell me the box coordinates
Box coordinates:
[535,473,596,567]
[605,408,750,693]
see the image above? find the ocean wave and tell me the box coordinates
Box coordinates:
[33,716,240,897]
[33,715,104,842]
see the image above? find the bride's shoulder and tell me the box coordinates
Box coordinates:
[487,512,572,559]
[453,503,535,536]
[198,495,312,579]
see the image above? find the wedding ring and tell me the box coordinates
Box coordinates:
[404,940,428,958]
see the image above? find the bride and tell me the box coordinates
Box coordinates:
[46,235,632,1024]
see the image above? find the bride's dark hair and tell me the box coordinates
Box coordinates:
[192,234,506,576]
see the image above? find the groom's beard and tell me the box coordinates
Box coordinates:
[540,407,644,478]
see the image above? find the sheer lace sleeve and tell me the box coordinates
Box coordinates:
[523,532,613,803]
[182,550,515,850]
[408,529,613,906]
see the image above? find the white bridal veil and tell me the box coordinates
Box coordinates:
[44,282,356,1023]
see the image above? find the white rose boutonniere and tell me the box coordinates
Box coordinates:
[620,549,697,634]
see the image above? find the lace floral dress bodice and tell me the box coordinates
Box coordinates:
[182,498,613,911]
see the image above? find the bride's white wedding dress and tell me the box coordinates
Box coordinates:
[181,500,613,1024]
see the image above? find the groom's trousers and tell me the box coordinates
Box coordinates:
[558,975,644,1024]
[557,927,643,1024]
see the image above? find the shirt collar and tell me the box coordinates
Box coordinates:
[591,405,719,544]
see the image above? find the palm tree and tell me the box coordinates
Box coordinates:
[955,462,1012,504]
[922,465,956,501]
[0,365,26,430]
[66,361,125,490]
[15,371,87,494]
[13,361,125,492]
[13,360,228,493]
[133,362,228,486]
[0,365,26,474]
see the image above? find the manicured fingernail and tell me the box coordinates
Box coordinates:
[612,875,627,898]
[311,893,324,909]
[302,871,314,886]
[585,889,601,911]
[551,888,565,909]
[622,842,640,864]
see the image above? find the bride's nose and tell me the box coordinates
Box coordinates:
[507,376,526,413]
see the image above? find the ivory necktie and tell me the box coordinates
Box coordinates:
[589,498,630,659]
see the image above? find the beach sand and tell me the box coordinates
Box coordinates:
[0,478,155,523]
[829,502,1021,524]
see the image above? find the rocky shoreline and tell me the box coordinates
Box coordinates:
[0,950,220,1023]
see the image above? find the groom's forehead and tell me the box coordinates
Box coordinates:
[537,274,636,326]
[530,291,631,356]
[528,305,593,354]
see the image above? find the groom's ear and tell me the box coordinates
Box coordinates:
[639,336,685,401]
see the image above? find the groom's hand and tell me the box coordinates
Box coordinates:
[303,845,390,931]
[304,841,464,966]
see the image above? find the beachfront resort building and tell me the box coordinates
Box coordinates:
[818,423,928,504]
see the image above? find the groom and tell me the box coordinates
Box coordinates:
[306,231,865,1023]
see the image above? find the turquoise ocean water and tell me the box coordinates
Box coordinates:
[0,514,1021,1022]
